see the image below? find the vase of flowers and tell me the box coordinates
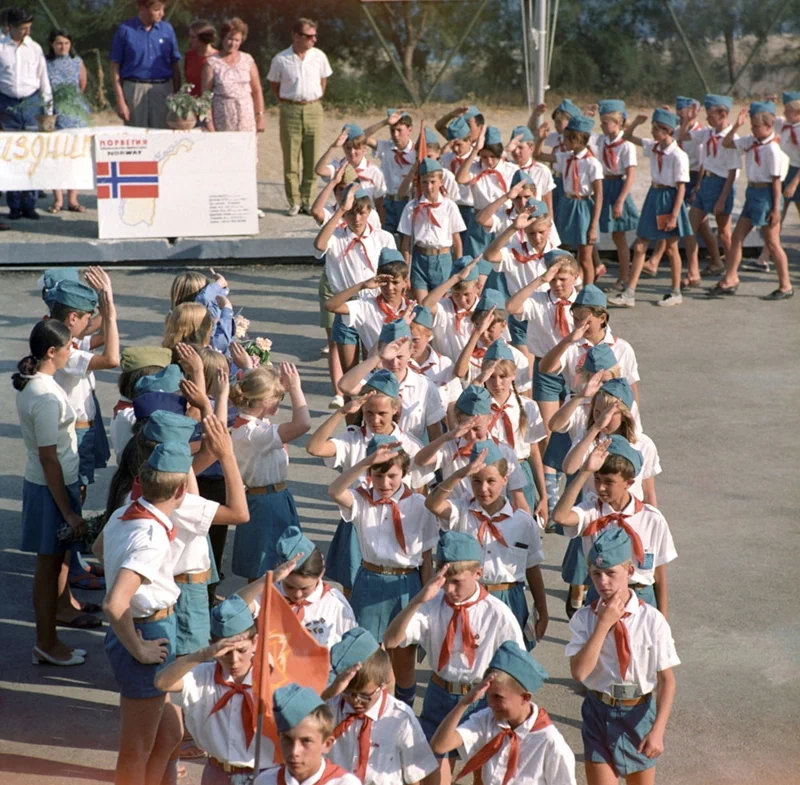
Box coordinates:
[166,83,212,130]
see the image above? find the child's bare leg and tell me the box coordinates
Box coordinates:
[666,238,682,292]
[33,553,69,656]
[719,219,752,288]
[592,245,606,279]
[627,768,658,785]
[326,329,341,395]
[115,695,166,785]
[716,212,733,257]
[762,223,792,291]
[146,699,183,785]
[578,245,594,285]
[585,761,622,785]
[645,239,665,273]
[388,644,417,694]
[696,217,720,269]
[611,231,630,283]
[536,399,559,441]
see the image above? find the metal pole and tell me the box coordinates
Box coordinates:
[725,0,794,95]
[361,4,421,106]
[253,714,264,778]
[663,0,710,94]
[34,0,61,33]
[533,0,547,120]
[547,0,560,79]
[521,0,531,112]
[421,0,489,106]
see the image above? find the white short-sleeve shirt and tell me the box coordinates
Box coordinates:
[277,579,357,648]
[327,691,439,785]
[520,288,578,359]
[343,292,411,354]
[375,140,416,196]
[554,149,604,197]
[487,394,546,460]
[518,158,557,197]
[17,372,79,486]
[255,762,360,785]
[231,415,289,487]
[322,156,388,202]
[181,663,264,768]
[558,329,640,391]
[565,592,681,694]
[456,705,577,785]
[169,492,220,575]
[409,349,462,410]
[400,587,525,682]
[545,131,568,175]
[340,485,439,568]
[396,367,447,441]
[679,122,704,170]
[266,46,332,102]
[432,296,478,362]
[441,150,475,205]
[110,399,136,460]
[54,341,96,422]
[733,133,785,183]
[563,495,677,586]
[692,126,740,179]
[467,159,519,210]
[494,234,555,296]
[596,133,637,176]
[103,499,180,617]
[775,117,800,166]
[319,226,397,294]
[444,498,543,584]
[641,139,690,187]
[397,196,466,246]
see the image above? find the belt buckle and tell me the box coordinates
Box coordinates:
[610,683,639,701]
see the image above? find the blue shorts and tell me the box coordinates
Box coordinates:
[105,613,177,699]
[419,678,487,752]
[175,580,211,655]
[232,488,299,579]
[507,314,528,347]
[783,166,800,204]
[556,196,595,247]
[582,691,657,777]
[21,479,81,555]
[636,186,693,240]
[684,170,700,206]
[692,173,735,215]
[350,566,422,642]
[410,249,453,292]
[331,312,359,346]
[740,185,782,228]
[325,517,362,590]
[384,197,409,234]
[543,430,572,473]
[457,204,475,232]
[533,358,568,403]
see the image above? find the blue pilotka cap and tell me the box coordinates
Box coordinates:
[463,105,481,120]
[652,108,679,130]
[524,198,549,217]
[470,438,504,466]
[453,255,480,281]
[510,170,534,189]
[675,96,697,110]
[436,530,482,564]
[483,126,503,146]
[704,94,733,111]
[330,627,380,675]
[412,304,433,329]
[455,385,492,416]
[387,108,411,122]
[424,127,441,145]
[142,410,197,444]
[364,368,400,399]
[47,280,98,312]
[273,684,325,733]
[588,527,633,569]
[418,157,443,175]
[210,595,255,639]
[484,338,514,362]
[275,525,316,568]
[512,124,535,143]
[447,116,471,140]
[598,99,627,118]
[782,92,800,105]
[567,115,594,134]
[489,641,549,693]
[366,433,401,456]
[476,288,506,312]
[582,343,617,374]
[750,101,776,116]
[133,392,188,419]
[40,267,80,299]
[555,98,582,118]
[600,378,635,411]
[134,364,183,395]
[379,318,411,344]
[573,284,608,309]
[146,441,192,473]
[544,248,575,266]
[606,433,643,476]
[378,247,405,268]
[343,123,364,141]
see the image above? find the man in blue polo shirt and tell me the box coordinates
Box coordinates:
[109,0,181,129]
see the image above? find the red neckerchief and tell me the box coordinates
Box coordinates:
[208,663,255,748]
[277,761,350,785]
[583,497,646,565]
[393,146,411,166]
[470,503,510,546]
[413,200,442,228]
[553,297,571,338]
[233,415,250,429]
[437,586,489,672]
[747,134,779,166]
[355,485,413,552]
[287,581,332,622]
[565,149,592,194]
[706,131,725,157]
[471,167,508,192]
[489,401,515,448]
[120,500,176,542]
[456,707,553,785]
[511,241,544,264]
[375,295,407,324]
[449,155,466,174]
[590,595,646,680]
[449,297,473,333]
[331,690,389,782]
[782,123,799,147]
[602,136,625,171]
[113,399,134,417]
[344,231,375,272]
[409,348,436,374]
[653,142,667,173]
[574,334,616,372]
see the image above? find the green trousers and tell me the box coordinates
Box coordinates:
[279,101,323,207]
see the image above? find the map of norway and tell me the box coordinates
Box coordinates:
[97,139,194,227]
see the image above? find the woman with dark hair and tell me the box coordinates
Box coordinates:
[14,319,87,666]
[184,18,217,98]
[45,28,89,213]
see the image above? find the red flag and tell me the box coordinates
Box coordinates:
[415,120,428,196]
[251,572,331,763]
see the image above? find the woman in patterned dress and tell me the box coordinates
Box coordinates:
[45,29,90,213]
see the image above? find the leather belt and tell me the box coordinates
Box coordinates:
[175,569,212,585]
[566,194,589,200]
[592,690,652,707]
[604,174,624,180]
[431,672,476,695]
[280,98,319,105]
[360,560,416,576]
[246,483,288,495]
[135,605,175,624]
[208,756,254,774]
[75,420,94,429]
[483,581,521,593]
[650,184,673,190]
[703,171,725,178]
[749,182,772,189]
[415,245,451,255]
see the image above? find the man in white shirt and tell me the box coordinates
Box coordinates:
[0,7,52,222]
[268,17,332,217]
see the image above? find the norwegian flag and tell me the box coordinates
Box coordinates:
[96,161,160,199]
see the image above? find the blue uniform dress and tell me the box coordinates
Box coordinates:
[554,149,603,247]
[636,139,692,239]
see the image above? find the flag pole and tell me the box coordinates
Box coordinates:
[253,570,274,777]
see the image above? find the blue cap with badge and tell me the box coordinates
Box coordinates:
[210,595,255,639]
[275,525,316,568]
[704,94,733,111]
[436,530,482,564]
[652,108,679,130]
[273,684,325,733]
[364,368,400,399]
[489,641,549,693]
[142,410,197,444]
[598,99,627,118]
[455,385,492,416]
[588,527,633,569]
[146,441,192,473]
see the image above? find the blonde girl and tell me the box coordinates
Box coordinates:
[169,269,234,354]
[229,364,310,579]
[163,303,214,350]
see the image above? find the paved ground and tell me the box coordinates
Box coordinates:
[0,261,798,784]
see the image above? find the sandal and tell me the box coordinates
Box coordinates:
[680,276,702,290]
[179,741,207,760]
[705,282,738,297]
[69,573,105,591]
[603,280,626,293]
[67,203,86,213]
[594,263,607,280]
[56,612,104,629]
[640,265,658,278]
[700,264,725,278]
[47,204,62,214]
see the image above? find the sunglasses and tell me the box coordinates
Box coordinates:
[344,685,382,704]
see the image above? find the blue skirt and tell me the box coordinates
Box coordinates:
[464,217,494,258]
[692,173,735,215]
[552,175,564,220]
[325,517,362,590]
[175,580,211,655]
[457,205,475,234]
[561,537,589,584]
[232,488,299,579]
[556,196,595,247]
[419,678,487,748]
[21,479,81,555]
[783,166,800,204]
[740,185,782,228]
[384,196,409,234]
[105,613,177,699]
[599,178,639,233]
[582,691,657,777]
[636,186,692,240]
[487,582,534,650]
[350,567,421,642]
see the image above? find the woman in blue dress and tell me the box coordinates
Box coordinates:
[45,29,90,213]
